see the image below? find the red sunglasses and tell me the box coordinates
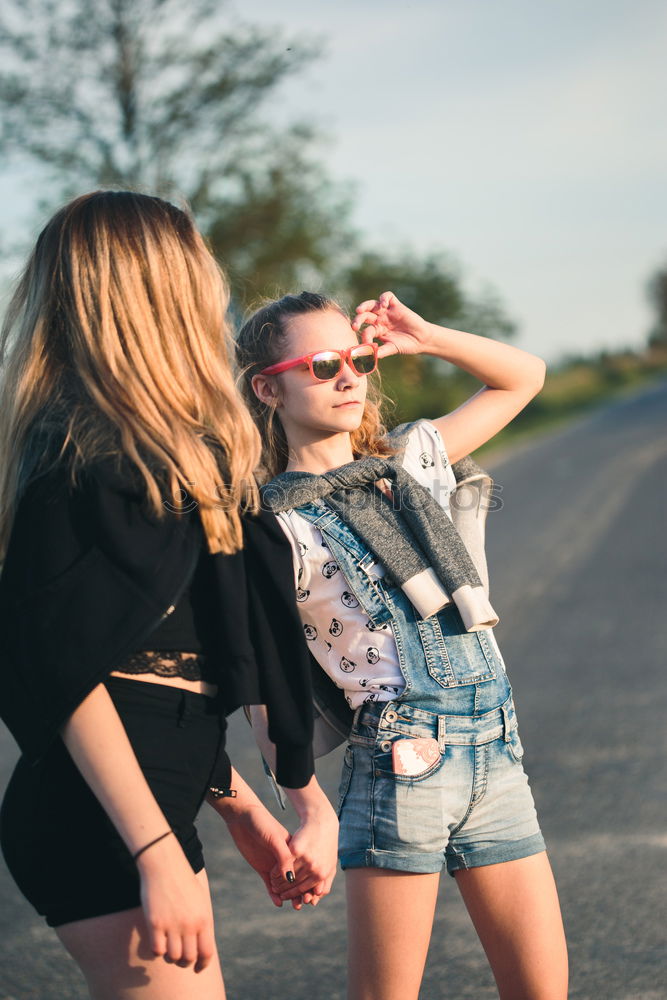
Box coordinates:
[260,343,379,382]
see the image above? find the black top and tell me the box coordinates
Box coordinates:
[0,440,315,788]
[136,542,218,653]
[139,587,206,653]
[113,542,220,682]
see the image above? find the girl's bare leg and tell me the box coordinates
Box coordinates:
[55,869,226,1000]
[454,851,568,1000]
[345,868,440,1000]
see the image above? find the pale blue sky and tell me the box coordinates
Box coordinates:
[2,0,666,364]
[232,0,667,363]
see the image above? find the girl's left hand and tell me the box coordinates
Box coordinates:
[352,291,431,357]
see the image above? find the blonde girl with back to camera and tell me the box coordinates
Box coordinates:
[0,192,337,1000]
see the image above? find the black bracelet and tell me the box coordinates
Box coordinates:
[209,786,237,800]
[132,829,175,862]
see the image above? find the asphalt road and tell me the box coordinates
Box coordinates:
[1,377,666,1000]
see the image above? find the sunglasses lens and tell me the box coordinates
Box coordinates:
[311,352,343,381]
[350,345,376,375]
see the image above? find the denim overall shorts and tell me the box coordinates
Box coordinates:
[294,500,546,876]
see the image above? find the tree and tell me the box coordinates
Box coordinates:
[339,248,515,340]
[646,263,667,349]
[341,250,464,325]
[0,0,518,343]
[0,0,354,304]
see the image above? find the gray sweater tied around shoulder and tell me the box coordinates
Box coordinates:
[262,421,499,632]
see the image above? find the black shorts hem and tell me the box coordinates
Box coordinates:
[46,857,206,928]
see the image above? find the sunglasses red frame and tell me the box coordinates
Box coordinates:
[260,343,379,381]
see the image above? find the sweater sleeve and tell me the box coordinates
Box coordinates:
[242,507,315,788]
[0,453,195,762]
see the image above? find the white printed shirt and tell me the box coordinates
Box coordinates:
[277,420,457,709]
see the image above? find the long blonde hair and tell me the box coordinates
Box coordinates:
[0,190,260,559]
[236,291,398,481]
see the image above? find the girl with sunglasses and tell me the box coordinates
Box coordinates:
[237,291,567,1000]
[0,194,338,1000]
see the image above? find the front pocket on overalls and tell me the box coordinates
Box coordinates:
[373,733,445,784]
[418,604,497,688]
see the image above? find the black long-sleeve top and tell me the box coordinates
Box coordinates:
[0,445,315,788]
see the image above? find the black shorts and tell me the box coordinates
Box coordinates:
[0,676,229,927]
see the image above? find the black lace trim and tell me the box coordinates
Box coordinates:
[112,650,212,682]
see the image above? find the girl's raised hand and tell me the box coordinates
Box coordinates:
[352,291,431,357]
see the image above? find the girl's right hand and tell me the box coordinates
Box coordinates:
[352,291,431,356]
[136,833,216,973]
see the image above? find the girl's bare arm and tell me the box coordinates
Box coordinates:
[354,291,546,463]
